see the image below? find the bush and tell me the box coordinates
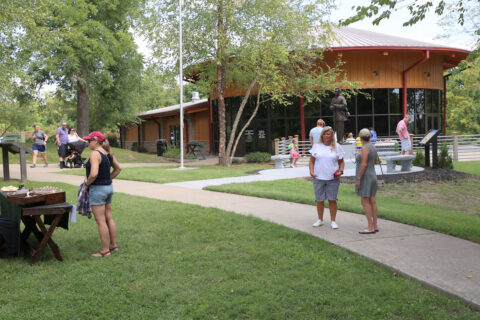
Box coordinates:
[438,144,453,169]
[163,146,181,159]
[413,150,425,167]
[244,152,271,163]
[106,132,120,148]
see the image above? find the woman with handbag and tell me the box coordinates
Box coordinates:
[309,127,345,229]
[355,128,379,234]
[83,131,122,257]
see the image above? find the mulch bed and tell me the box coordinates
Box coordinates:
[339,167,479,185]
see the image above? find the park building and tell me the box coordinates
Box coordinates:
[120,27,469,156]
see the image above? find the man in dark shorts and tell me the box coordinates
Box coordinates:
[30,124,49,168]
[55,122,69,168]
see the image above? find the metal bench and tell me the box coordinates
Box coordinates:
[382,155,415,173]
[271,155,291,169]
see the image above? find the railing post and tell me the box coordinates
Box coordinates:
[281,137,286,155]
[274,138,279,156]
[410,134,414,153]
[453,132,458,161]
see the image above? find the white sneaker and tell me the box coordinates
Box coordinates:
[312,220,324,227]
[331,221,339,229]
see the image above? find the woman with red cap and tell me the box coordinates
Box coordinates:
[83,131,122,257]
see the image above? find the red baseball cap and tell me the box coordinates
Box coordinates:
[83,131,105,142]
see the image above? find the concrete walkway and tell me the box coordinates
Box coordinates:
[1,164,479,309]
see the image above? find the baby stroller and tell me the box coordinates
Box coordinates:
[65,141,88,168]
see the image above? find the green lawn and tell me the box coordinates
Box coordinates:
[454,161,480,176]
[0,141,164,164]
[206,178,480,243]
[60,164,272,184]
[1,181,477,319]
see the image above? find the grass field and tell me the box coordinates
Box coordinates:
[206,177,480,243]
[454,161,480,175]
[60,164,272,184]
[0,181,477,319]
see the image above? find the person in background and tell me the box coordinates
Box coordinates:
[355,135,362,153]
[309,126,345,230]
[396,115,413,155]
[68,128,86,144]
[345,132,356,144]
[309,118,325,145]
[55,122,69,169]
[369,127,378,143]
[355,128,379,234]
[83,131,122,257]
[30,125,48,168]
[288,138,301,168]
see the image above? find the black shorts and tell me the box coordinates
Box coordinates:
[58,144,68,158]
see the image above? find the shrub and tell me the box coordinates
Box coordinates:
[106,132,120,148]
[163,146,181,159]
[244,152,271,163]
[438,144,453,169]
[413,150,425,167]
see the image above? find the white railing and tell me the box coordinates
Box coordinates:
[274,133,480,162]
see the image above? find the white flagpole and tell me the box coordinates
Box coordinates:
[179,0,185,168]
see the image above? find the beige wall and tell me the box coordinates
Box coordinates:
[194,111,210,141]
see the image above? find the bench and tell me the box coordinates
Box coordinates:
[378,151,400,157]
[382,155,415,173]
[271,155,291,169]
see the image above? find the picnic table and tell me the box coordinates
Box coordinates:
[0,190,71,264]
[0,142,32,182]
[187,142,206,160]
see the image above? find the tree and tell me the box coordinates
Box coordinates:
[341,0,479,36]
[142,0,349,166]
[19,0,144,136]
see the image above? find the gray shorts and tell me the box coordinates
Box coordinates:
[401,139,411,152]
[313,178,340,202]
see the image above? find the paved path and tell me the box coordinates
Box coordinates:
[1,164,479,309]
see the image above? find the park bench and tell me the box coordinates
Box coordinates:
[377,151,400,157]
[271,154,291,169]
[381,155,415,173]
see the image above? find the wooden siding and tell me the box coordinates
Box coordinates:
[125,126,138,141]
[222,50,445,98]
[195,111,210,141]
[144,120,159,141]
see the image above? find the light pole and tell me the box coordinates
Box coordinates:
[179,0,185,168]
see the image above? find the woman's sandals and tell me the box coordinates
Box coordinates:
[91,250,111,257]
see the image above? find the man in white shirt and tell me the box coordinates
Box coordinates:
[309,118,325,145]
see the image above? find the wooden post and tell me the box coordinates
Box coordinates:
[281,137,286,155]
[20,148,27,182]
[2,146,9,181]
[452,132,458,161]
[274,138,279,156]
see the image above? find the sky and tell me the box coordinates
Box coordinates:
[330,0,475,51]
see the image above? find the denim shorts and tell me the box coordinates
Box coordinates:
[89,184,114,206]
[33,144,46,153]
[313,178,340,202]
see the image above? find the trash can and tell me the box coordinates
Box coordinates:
[156,139,168,156]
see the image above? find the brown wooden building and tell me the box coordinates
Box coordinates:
[121,27,469,155]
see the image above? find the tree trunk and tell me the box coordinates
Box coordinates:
[217,3,228,166]
[76,61,89,137]
[224,76,258,166]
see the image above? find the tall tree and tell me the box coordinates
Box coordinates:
[142,0,350,166]
[20,0,144,136]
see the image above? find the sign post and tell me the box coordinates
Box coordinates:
[418,129,440,168]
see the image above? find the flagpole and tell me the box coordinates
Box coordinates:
[179,0,185,168]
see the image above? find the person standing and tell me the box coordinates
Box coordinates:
[396,115,413,155]
[309,126,345,229]
[369,127,378,143]
[30,125,48,168]
[355,128,379,234]
[288,138,301,168]
[55,122,69,168]
[83,131,122,257]
[329,88,348,143]
[309,118,325,145]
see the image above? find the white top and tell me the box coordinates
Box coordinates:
[309,127,323,144]
[68,134,80,143]
[309,143,345,180]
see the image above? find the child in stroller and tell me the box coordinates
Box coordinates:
[66,141,88,168]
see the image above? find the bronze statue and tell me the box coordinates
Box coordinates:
[329,88,348,143]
